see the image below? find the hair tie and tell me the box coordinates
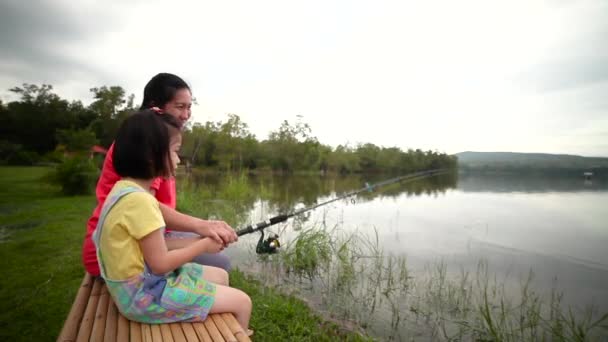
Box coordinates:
[150,107,164,114]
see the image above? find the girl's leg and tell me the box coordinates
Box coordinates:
[209,284,252,332]
[202,265,229,286]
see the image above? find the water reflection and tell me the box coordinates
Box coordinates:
[458,171,608,193]
[187,171,458,218]
[178,171,608,340]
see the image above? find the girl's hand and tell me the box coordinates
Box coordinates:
[201,237,225,254]
[198,220,238,246]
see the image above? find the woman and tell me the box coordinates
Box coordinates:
[83,73,235,277]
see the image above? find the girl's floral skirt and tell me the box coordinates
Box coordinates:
[106,263,216,323]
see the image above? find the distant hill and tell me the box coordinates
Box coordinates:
[455,151,608,171]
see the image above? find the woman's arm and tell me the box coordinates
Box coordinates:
[158,203,238,245]
[139,228,223,274]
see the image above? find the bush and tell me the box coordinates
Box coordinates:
[47,155,99,195]
[0,140,39,165]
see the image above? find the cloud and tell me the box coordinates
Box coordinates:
[0,0,127,91]
[0,0,607,156]
[515,1,608,92]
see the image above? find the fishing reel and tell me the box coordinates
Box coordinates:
[256,230,281,254]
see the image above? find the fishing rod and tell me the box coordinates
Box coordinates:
[235,169,449,252]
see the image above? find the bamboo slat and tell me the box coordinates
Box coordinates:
[57,274,94,342]
[117,313,129,341]
[211,315,236,342]
[90,284,110,342]
[220,313,250,342]
[150,325,163,342]
[76,277,103,342]
[159,324,174,342]
[103,300,118,342]
[180,323,201,342]
[60,275,250,342]
[142,324,153,342]
[169,323,187,342]
[203,319,225,342]
[130,321,142,342]
[192,322,213,342]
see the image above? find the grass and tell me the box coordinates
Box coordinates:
[230,269,371,341]
[0,167,92,341]
[0,166,372,341]
[176,172,258,226]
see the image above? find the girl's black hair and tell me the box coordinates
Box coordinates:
[139,73,191,110]
[113,110,181,179]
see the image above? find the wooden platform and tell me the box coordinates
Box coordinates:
[57,274,251,342]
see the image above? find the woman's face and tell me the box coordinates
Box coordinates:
[169,134,182,174]
[163,88,192,127]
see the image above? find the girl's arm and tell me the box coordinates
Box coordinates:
[165,236,201,250]
[158,203,237,246]
[139,228,223,274]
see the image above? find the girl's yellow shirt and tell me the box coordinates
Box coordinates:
[99,180,165,280]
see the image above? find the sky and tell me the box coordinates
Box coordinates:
[1,0,607,157]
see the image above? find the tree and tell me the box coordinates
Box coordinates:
[56,129,99,152]
[88,86,135,147]
[264,116,321,172]
[216,114,251,171]
[5,84,70,154]
[356,143,381,172]
[89,86,126,119]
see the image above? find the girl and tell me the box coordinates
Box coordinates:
[83,73,234,278]
[92,110,252,332]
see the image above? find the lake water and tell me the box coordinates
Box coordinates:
[183,171,608,340]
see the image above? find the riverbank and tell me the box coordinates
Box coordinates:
[0,167,371,341]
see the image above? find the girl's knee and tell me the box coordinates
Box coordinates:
[210,285,251,316]
[203,265,229,285]
[237,289,252,311]
[218,268,229,286]
[244,293,252,311]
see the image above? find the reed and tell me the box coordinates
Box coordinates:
[255,226,608,341]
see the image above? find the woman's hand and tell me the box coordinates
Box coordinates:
[197,219,238,246]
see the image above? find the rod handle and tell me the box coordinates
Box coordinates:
[236,214,289,236]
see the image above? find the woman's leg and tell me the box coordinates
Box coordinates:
[201,265,229,286]
[209,284,252,332]
[192,252,231,271]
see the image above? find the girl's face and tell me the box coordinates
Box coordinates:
[169,134,182,174]
[163,88,192,127]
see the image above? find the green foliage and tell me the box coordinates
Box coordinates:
[46,156,99,195]
[2,82,457,175]
[1,84,99,154]
[229,269,373,341]
[55,128,98,152]
[0,141,39,165]
[281,228,333,279]
[259,225,608,341]
[263,118,323,172]
[88,86,135,147]
[176,172,256,226]
[328,145,361,174]
[0,167,371,342]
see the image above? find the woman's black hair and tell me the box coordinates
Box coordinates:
[113,110,181,179]
[139,73,191,110]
